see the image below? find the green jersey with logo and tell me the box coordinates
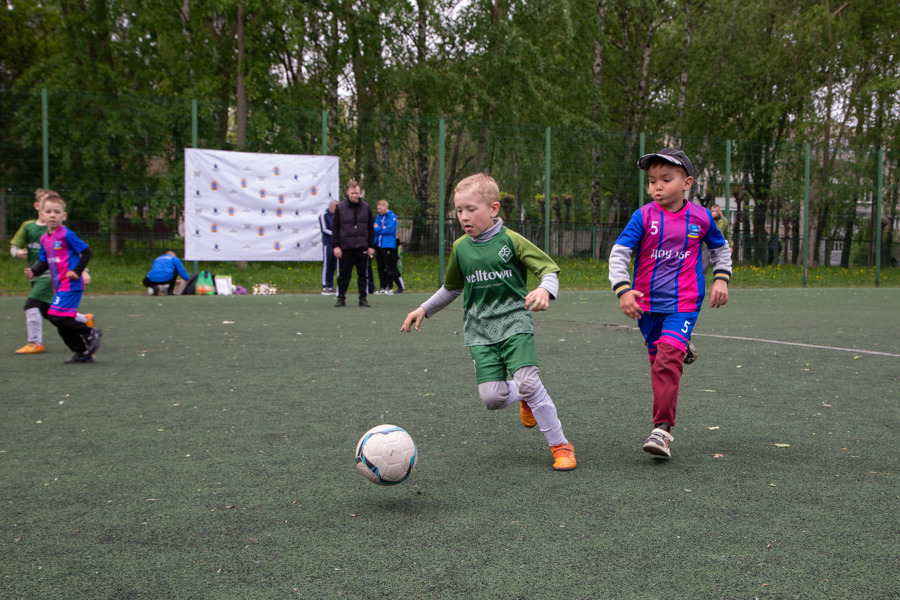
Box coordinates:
[11,219,54,302]
[444,227,560,347]
[11,219,48,267]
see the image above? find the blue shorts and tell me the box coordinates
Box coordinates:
[48,290,83,318]
[638,312,699,358]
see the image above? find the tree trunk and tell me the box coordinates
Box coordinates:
[235,4,247,149]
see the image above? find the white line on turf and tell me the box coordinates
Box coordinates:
[693,333,900,357]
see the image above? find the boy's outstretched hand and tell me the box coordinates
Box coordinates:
[524,287,550,312]
[618,289,645,321]
[401,307,427,332]
[709,279,729,308]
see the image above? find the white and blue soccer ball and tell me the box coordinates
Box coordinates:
[355,424,418,485]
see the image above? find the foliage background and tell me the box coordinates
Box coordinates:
[1,1,898,266]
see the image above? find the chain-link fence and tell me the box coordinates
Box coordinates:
[2,88,897,270]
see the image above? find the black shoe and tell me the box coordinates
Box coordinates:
[64,353,95,364]
[334,298,346,307]
[86,327,103,355]
[359,299,371,307]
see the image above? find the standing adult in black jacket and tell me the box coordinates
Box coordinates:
[332,179,375,307]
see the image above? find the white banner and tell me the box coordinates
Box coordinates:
[184,148,340,261]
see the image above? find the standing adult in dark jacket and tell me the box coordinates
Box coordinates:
[319,199,338,294]
[332,179,375,307]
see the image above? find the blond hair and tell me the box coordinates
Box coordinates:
[455,173,500,206]
[377,199,389,208]
[41,193,66,210]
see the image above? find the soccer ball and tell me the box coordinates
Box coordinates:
[355,424,418,485]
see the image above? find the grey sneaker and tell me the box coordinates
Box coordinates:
[642,428,673,458]
[684,337,698,365]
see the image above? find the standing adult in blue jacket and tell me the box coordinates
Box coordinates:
[373,200,403,294]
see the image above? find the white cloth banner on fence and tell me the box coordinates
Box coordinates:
[184,148,340,261]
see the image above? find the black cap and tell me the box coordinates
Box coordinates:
[637,148,694,178]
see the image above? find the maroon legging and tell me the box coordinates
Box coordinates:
[649,342,685,428]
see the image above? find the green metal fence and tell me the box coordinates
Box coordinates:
[1,88,897,285]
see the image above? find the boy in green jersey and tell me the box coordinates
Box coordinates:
[10,188,93,354]
[401,174,576,471]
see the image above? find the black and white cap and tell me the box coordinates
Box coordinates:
[637,148,694,178]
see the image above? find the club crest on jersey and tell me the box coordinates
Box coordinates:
[688,224,701,239]
[498,244,513,263]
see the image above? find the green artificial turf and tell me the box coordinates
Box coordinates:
[1,289,898,599]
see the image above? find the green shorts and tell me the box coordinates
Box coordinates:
[469,333,539,384]
[28,276,54,304]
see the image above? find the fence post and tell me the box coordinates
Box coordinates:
[42,88,49,189]
[544,127,551,253]
[724,140,731,221]
[321,110,328,155]
[192,99,199,275]
[637,133,646,209]
[802,143,810,287]
[875,148,883,287]
[438,118,446,286]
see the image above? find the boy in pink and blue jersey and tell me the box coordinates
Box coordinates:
[25,194,102,364]
[609,148,732,458]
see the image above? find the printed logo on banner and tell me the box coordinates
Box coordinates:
[257,227,266,236]
[240,178,248,188]
[191,228,202,237]
[292,174,301,182]
[194,189,202,198]
[210,223,219,233]
[227,207,235,216]
[273,241,282,251]
[274,224,284,233]
[210,181,219,191]
[294,241,304,249]
[310,186,318,196]
[244,223,253,230]
[213,244,221,252]
[273,166,281,176]
[293,210,302,217]
[260,208,268,216]
[277,194,286,204]
[212,207,221,215]
[275,208,284,218]
[259,189,267,199]
[212,163,221,172]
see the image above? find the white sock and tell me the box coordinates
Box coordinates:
[525,383,566,447]
[75,313,86,323]
[25,307,42,344]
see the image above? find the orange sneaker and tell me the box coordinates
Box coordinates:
[15,342,44,355]
[519,401,537,428]
[550,442,577,471]
[84,313,95,328]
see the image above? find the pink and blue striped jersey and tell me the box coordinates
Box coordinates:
[613,201,727,313]
[38,226,89,295]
